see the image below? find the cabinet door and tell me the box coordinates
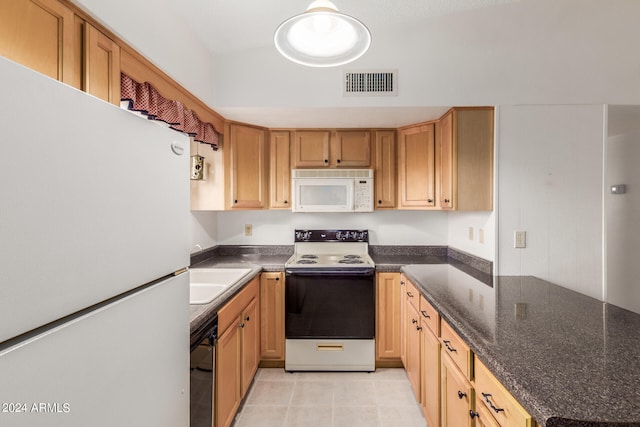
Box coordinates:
[84,23,120,105]
[332,130,371,167]
[292,130,330,167]
[421,324,441,427]
[441,352,474,427]
[228,124,267,209]
[260,272,285,360]
[216,321,241,427]
[399,275,408,366]
[375,272,401,361]
[455,108,494,211]
[0,0,76,84]
[269,131,291,209]
[437,110,454,209]
[241,297,260,397]
[405,301,422,400]
[398,124,436,208]
[373,131,396,209]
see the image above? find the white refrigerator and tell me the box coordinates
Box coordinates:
[0,57,191,427]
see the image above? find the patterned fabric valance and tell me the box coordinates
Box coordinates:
[120,73,219,150]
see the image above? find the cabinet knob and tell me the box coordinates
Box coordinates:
[245,316,250,322]
[275,277,280,281]
[337,159,341,164]
[427,199,433,203]
[411,319,418,324]
[416,325,422,331]
[324,159,328,163]
[457,390,467,400]
[284,200,288,204]
[234,200,238,204]
[238,322,245,328]
[444,198,450,203]
[378,200,382,204]
[400,281,405,285]
[469,410,479,420]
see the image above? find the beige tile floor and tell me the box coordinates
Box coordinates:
[232,368,426,427]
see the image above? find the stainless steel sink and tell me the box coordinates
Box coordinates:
[189,268,252,304]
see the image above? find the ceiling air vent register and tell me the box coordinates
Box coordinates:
[344,70,397,96]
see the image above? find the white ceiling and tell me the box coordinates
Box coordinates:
[164,0,518,127]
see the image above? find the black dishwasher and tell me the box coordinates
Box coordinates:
[190,315,217,427]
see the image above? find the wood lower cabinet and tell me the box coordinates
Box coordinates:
[226,124,267,209]
[216,277,260,427]
[397,123,436,209]
[373,130,396,209]
[269,131,291,209]
[405,299,422,399]
[437,107,494,211]
[260,272,285,361]
[420,295,440,427]
[399,274,408,366]
[474,357,537,427]
[441,351,474,427]
[375,272,402,362]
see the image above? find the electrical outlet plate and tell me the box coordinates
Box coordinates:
[244,224,252,236]
[514,230,526,248]
[468,227,474,241]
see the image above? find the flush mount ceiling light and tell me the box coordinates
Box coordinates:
[274,0,371,67]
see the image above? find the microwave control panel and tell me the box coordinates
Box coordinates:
[354,179,373,212]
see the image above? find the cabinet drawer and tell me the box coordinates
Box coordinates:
[473,398,501,427]
[219,276,259,333]
[440,320,472,379]
[419,294,440,336]
[405,279,420,311]
[475,358,536,427]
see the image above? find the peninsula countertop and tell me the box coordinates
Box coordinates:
[402,264,640,427]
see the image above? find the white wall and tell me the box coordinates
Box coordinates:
[448,211,495,261]
[190,212,217,254]
[212,1,640,111]
[497,105,604,299]
[213,210,448,246]
[605,106,640,314]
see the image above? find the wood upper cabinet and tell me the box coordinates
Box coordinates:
[292,130,331,167]
[260,272,285,361]
[269,131,291,209]
[437,107,494,211]
[373,130,396,209]
[291,130,371,168]
[226,123,267,209]
[83,23,120,105]
[332,130,371,167]
[0,0,77,86]
[376,272,401,361]
[397,123,436,209]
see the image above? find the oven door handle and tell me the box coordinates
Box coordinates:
[285,268,374,276]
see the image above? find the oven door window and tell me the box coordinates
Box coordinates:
[285,271,375,339]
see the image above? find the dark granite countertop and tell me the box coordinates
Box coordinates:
[402,264,640,427]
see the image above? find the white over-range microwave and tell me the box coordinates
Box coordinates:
[291,169,374,212]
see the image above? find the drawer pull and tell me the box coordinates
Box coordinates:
[406,291,414,298]
[469,410,479,419]
[420,310,430,318]
[457,390,467,399]
[443,340,457,353]
[482,393,505,413]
